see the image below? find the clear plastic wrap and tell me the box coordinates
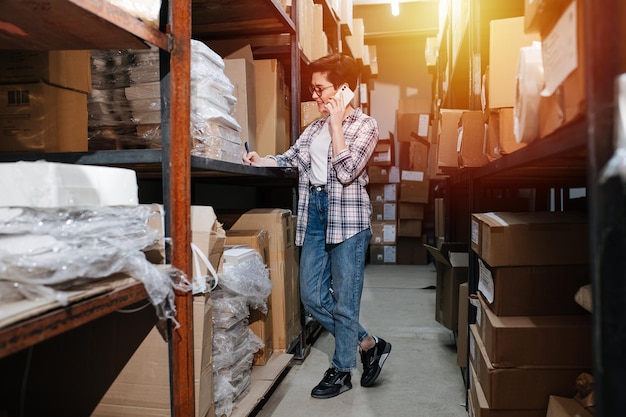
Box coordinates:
[220,255,273,314]
[211,289,249,329]
[0,206,186,323]
[212,328,263,371]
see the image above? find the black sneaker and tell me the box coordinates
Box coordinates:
[311,367,352,399]
[360,336,392,387]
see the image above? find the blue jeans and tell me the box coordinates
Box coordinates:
[300,187,370,372]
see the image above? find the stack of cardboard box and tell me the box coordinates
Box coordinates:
[0,50,91,153]
[467,211,592,417]
[368,164,399,264]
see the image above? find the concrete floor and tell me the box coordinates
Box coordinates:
[254,264,469,417]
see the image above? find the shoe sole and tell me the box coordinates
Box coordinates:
[311,383,352,399]
[361,342,392,387]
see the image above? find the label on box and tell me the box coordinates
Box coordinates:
[541,0,578,96]
[383,184,397,201]
[418,114,429,137]
[383,224,396,242]
[384,245,396,263]
[383,203,396,221]
[401,170,425,182]
[471,219,479,245]
[478,259,495,303]
[389,166,400,183]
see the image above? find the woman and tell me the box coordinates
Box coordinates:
[243,53,391,399]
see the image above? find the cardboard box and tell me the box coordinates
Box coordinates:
[546,395,594,417]
[369,244,396,264]
[478,259,590,316]
[399,97,431,114]
[424,243,468,331]
[397,219,422,237]
[224,229,273,365]
[300,101,323,129]
[469,363,547,417]
[538,0,585,138]
[437,109,465,169]
[0,82,87,153]
[409,139,430,172]
[191,205,226,284]
[524,0,573,35]
[488,17,540,109]
[398,202,425,219]
[0,50,91,93]
[369,183,397,202]
[371,202,397,222]
[475,295,592,368]
[435,198,445,240]
[470,211,588,266]
[470,325,588,410]
[231,209,301,351]
[488,108,526,156]
[254,59,290,157]
[396,236,428,265]
[370,141,394,166]
[370,221,397,245]
[459,111,490,168]
[224,57,257,150]
[457,282,469,368]
[367,165,400,184]
[93,295,214,417]
[399,172,429,204]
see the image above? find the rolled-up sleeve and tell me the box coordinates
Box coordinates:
[332,117,379,184]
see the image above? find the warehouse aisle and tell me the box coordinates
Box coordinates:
[254,264,468,417]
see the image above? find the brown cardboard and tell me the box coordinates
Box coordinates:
[93,295,214,417]
[396,236,428,265]
[0,82,87,153]
[367,165,400,184]
[475,295,592,368]
[370,141,394,166]
[478,260,590,316]
[369,183,397,202]
[254,59,290,157]
[191,205,226,277]
[371,202,397,222]
[396,112,420,143]
[0,50,92,93]
[546,395,594,417]
[459,111,490,168]
[398,202,425,219]
[399,173,429,203]
[408,139,430,172]
[424,243,469,331]
[470,325,588,410]
[397,219,422,237]
[538,0,585,138]
[489,108,526,155]
[469,363,547,417]
[488,17,540,109]
[524,0,573,35]
[231,209,301,351]
[370,221,397,245]
[369,244,396,264]
[225,229,273,365]
[434,198,445,240]
[437,109,465,169]
[224,57,257,150]
[470,211,588,266]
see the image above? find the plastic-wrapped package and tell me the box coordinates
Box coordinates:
[0,205,185,323]
[211,289,249,329]
[107,0,162,28]
[514,42,544,144]
[220,255,273,314]
[213,326,262,371]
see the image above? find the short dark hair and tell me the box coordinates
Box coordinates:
[309,54,359,91]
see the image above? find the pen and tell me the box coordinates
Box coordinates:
[244,142,252,165]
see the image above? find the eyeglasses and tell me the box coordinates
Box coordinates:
[309,84,334,96]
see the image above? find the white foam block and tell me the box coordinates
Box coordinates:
[0,161,138,207]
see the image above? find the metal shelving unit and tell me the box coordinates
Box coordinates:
[436,0,625,416]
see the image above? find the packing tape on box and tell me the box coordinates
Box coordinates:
[514,42,544,144]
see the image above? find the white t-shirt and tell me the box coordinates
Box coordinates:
[309,120,332,186]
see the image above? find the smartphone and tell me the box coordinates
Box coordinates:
[332,85,355,108]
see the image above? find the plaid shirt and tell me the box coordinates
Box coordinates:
[276,108,379,245]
